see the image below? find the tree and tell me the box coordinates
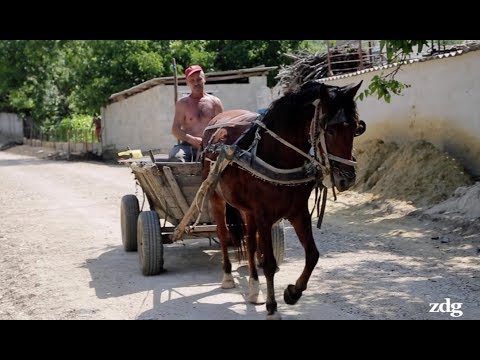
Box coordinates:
[205,40,305,86]
[0,40,73,123]
[68,40,170,115]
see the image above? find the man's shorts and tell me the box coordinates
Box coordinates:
[168,141,198,162]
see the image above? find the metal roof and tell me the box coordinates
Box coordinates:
[318,42,480,82]
[108,66,277,103]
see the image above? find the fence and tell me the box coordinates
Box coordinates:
[24,126,102,156]
[324,40,462,77]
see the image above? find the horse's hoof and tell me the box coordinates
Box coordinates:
[221,279,235,289]
[248,291,265,305]
[248,278,265,304]
[266,312,282,320]
[221,274,235,289]
[284,284,302,305]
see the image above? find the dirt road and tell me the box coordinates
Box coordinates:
[1,148,479,320]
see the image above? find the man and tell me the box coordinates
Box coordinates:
[169,65,224,162]
[92,115,102,142]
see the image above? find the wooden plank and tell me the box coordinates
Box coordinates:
[162,166,190,216]
[134,164,183,223]
[130,161,212,224]
[144,170,183,223]
[171,153,232,241]
[156,162,203,176]
[130,162,153,174]
[175,175,203,188]
[182,186,202,203]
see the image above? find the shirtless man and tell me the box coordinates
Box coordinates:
[169,65,224,162]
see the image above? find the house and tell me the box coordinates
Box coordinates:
[318,42,480,178]
[101,66,276,156]
[273,41,480,178]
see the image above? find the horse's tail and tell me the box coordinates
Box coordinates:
[225,203,246,261]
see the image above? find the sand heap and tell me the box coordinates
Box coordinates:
[423,182,480,219]
[352,139,473,207]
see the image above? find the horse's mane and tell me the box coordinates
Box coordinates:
[233,82,322,149]
[261,81,322,126]
[235,81,358,150]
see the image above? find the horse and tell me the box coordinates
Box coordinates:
[200,80,365,319]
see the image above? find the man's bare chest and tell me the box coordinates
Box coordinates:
[186,100,215,120]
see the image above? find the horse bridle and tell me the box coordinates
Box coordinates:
[309,99,363,187]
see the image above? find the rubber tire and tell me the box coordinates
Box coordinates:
[271,220,285,265]
[120,195,139,252]
[256,220,286,268]
[137,211,164,276]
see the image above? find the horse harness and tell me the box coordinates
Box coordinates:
[203,102,357,188]
[201,103,359,228]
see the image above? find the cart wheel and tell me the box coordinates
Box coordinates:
[271,220,285,266]
[137,211,164,276]
[120,194,139,252]
[256,220,285,268]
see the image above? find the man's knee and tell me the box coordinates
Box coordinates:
[168,145,185,162]
[168,144,195,162]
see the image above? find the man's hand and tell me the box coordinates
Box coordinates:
[187,134,203,149]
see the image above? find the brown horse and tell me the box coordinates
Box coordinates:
[201,80,365,319]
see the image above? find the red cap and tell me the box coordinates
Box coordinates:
[185,65,203,78]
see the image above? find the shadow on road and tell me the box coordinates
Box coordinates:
[85,240,267,319]
[84,219,480,320]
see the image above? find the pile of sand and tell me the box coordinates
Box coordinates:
[353,139,473,207]
[423,182,480,219]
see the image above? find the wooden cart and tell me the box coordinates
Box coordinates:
[120,155,285,276]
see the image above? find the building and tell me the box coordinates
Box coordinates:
[101,66,276,155]
[319,42,480,178]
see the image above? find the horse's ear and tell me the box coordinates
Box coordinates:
[300,81,328,106]
[345,80,363,98]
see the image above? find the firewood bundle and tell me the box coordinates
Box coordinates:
[276,48,370,93]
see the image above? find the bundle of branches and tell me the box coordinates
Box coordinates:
[276,51,330,93]
[277,48,370,93]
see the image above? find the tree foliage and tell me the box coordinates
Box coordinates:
[0,40,438,130]
[0,40,307,126]
[357,40,429,103]
[205,40,304,86]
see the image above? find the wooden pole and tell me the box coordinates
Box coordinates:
[173,58,178,104]
[172,58,180,145]
[326,41,334,77]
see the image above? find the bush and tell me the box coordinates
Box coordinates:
[43,114,97,142]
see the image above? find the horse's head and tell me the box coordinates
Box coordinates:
[304,81,366,192]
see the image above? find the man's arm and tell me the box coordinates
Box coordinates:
[171,100,202,147]
[214,96,224,115]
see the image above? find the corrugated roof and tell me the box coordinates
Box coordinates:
[319,42,480,82]
[108,66,277,103]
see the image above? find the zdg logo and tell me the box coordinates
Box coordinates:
[429,298,463,318]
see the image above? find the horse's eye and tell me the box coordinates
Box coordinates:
[326,128,335,136]
[343,122,350,127]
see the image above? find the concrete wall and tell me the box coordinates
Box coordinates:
[103,76,271,153]
[322,50,480,178]
[0,112,23,141]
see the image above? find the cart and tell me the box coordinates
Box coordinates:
[120,154,285,276]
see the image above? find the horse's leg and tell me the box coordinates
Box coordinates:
[244,214,264,304]
[210,191,235,289]
[257,220,281,320]
[284,207,319,305]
